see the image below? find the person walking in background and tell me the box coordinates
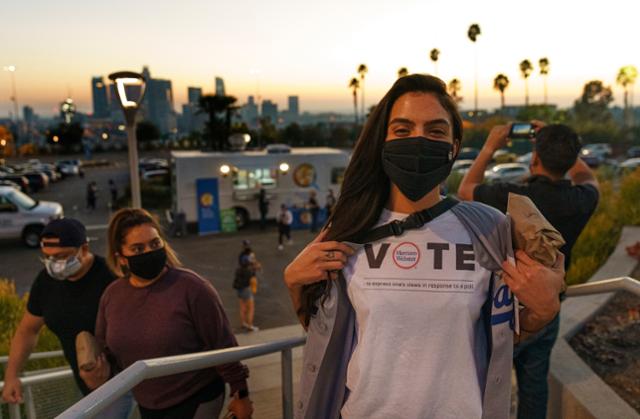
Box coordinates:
[258,186,269,230]
[458,122,599,419]
[1,218,133,418]
[82,208,253,419]
[238,239,262,271]
[277,204,293,251]
[307,190,320,232]
[234,255,259,332]
[108,179,118,210]
[86,181,97,211]
[325,189,336,218]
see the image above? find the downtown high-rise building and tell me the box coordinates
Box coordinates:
[140,66,177,134]
[188,87,202,104]
[23,106,35,126]
[215,77,226,96]
[241,95,259,128]
[261,100,278,124]
[282,95,300,124]
[181,86,205,133]
[91,76,110,118]
[288,96,299,117]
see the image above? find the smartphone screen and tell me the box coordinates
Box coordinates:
[510,123,534,139]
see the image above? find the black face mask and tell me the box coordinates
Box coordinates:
[382,137,454,201]
[125,248,168,280]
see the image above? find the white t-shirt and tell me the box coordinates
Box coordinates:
[279,209,293,225]
[341,208,492,419]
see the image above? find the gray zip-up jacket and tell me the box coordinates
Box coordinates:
[296,201,516,419]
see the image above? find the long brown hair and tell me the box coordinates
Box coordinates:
[298,74,463,325]
[106,208,182,277]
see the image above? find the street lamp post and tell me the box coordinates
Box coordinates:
[3,65,20,141]
[108,71,146,209]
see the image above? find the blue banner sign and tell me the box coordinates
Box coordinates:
[196,178,221,235]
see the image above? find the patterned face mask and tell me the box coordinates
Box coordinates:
[42,249,83,280]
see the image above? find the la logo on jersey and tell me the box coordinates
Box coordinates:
[392,242,420,269]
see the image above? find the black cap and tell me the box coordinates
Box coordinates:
[41,218,87,247]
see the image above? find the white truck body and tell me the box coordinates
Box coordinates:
[171,147,350,224]
[0,186,63,247]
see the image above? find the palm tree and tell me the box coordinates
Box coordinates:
[467,24,481,114]
[519,59,534,106]
[397,67,409,78]
[357,64,368,121]
[448,78,462,104]
[197,94,238,150]
[349,77,360,125]
[430,48,440,75]
[493,74,510,109]
[617,65,639,127]
[539,58,550,105]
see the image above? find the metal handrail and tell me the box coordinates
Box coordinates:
[0,350,64,365]
[565,276,640,297]
[56,335,306,419]
[0,369,74,419]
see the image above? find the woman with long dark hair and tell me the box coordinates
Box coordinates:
[82,208,253,419]
[284,74,564,419]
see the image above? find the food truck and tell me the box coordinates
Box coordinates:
[171,145,350,228]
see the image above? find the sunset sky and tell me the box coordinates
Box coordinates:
[1,0,637,117]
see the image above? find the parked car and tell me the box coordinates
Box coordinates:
[0,179,20,189]
[627,146,640,159]
[15,170,49,192]
[139,158,169,174]
[516,152,532,165]
[582,143,612,158]
[493,149,517,164]
[142,168,170,184]
[580,149,604,167]
[484,163,530,184]
[452,159,474,175]
[457,147,480,161]
[0,186,63,247]
[56,159,81,177]
[0,170,30,192]
[28,162,61,182]
[619,158,640,173]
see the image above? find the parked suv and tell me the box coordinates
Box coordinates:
[0,186,63,247]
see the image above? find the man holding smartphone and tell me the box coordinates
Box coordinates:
[458,122,600,419]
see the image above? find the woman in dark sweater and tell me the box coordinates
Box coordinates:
[82,208,253,419]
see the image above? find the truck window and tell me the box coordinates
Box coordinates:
[7,190,37,210]
[331,167,346,185]
[0,195,18,212]
[233,168,277,190]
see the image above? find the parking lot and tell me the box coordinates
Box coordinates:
[0,152,310,332]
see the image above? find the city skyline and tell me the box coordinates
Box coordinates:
[1,0,637,117]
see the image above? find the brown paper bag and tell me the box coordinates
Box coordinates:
[75,331,100,371]
[507,193,566,267]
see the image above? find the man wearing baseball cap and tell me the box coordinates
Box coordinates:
[1,218,133,417]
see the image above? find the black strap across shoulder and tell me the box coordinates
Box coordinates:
[351,197,459,244]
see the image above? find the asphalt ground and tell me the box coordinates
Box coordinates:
[0,152,311,332]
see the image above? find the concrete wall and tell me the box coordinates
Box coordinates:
[548,226,640,419]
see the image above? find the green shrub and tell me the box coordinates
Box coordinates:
[566,168,640,285]
[0,279,67,377]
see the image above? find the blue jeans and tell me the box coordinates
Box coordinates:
[513,314,560,419]
[100,391,135,419]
